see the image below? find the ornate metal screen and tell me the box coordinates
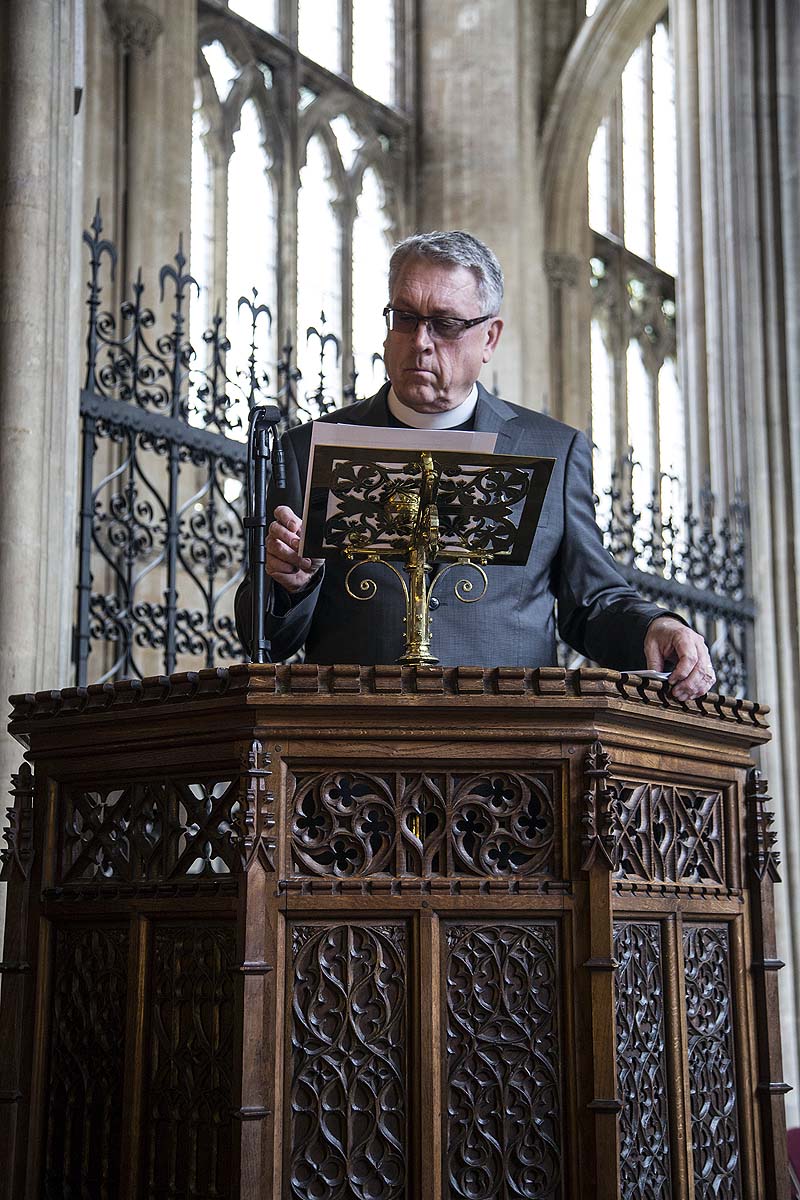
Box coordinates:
[74,205,354,686]
[73,208,753,693]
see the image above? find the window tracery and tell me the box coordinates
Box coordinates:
[587,12,683,564]
[190,1,409,432]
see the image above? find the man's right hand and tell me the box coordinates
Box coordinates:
[266,505,324,594]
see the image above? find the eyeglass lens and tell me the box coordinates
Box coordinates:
[385,309,476,341]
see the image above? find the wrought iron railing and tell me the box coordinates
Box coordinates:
[74,204,356,685]
[73,208,753,694]
[585,455,752,695]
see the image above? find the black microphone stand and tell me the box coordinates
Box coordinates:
[244,404,284,663]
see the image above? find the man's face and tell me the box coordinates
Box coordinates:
[383,259,503,412]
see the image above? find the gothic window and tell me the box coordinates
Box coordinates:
[226,98,279,410]
[587,12,682,561]
[228,0,278,32]
[190,1,409,430]
[297,132,342,401]
[353,166,393,396]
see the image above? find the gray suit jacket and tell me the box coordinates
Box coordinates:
[236,383,668,668]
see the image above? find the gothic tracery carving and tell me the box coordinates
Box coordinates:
[745,767,781,882]
[289,768,558,879]
[232,739,276,871]
[683,924,742,1197]
[44,927,129,1194]
[581,739,619,871]
[614,922,672,1196]
[290,924,407,1199]
[145,925,235,1197]
[446,924,562,1199]
[61,776,239,882]
[0,761,34,882]
[615,781,725,885]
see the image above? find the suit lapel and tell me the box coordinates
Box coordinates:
[337,384,390,427]
[474,383,519,452]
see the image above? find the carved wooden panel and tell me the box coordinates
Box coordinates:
[60,778,239,882]
[143,925,236,1199]
[682,924,742,1198]
[614,782,725,886]
[43,925,129,1198]
[290,768,558,878]
[289,923,407,1199]
[445,923,562,1199]
[614,922,671,1198]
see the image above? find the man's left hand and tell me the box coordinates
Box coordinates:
[643,616,716,701]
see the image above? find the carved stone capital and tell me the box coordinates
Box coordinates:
[580,740,619,872]
[544,251,582,288]
[1,762,35,882]
[745,767,781,883]
[103,0,164,58]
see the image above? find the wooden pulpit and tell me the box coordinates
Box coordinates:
[0,664,790,1198]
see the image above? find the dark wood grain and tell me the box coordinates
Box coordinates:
[0,665,788,1199]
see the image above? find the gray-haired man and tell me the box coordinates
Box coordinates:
[237,230,714,699]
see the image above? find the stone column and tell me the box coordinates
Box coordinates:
[415,0,548,410]
[125,0,196,286]
[544,250,591,431]
[91,0,195,295]
[0,0,83,939]
[672,0,800,1124]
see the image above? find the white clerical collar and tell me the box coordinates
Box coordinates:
[387,384,479,429]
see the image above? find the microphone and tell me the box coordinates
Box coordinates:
[244,404,284,663]
[273,431,286,491]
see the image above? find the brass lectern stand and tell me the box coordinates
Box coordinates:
[0,665,789,1198]
[302,444,554,664]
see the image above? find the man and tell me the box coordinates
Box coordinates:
[237,230,714,700]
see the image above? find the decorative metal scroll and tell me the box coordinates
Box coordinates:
[682,924,742,1198]
[614,922,672,1198]
[290,923,407,1200]
[445,923,562,1199]
[289,767,559,878]
[312,451,544,559]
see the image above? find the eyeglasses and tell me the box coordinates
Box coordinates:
[383,306,492,342]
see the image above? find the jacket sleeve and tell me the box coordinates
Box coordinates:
[234,428,324,661]
[554,430,678,669]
